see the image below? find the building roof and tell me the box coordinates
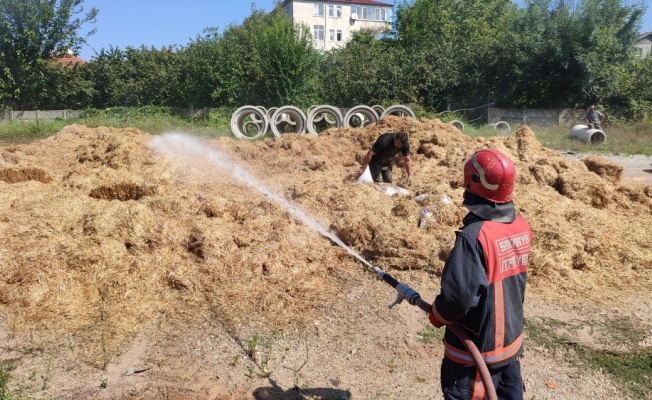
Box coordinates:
[638,32,652,40]
[283,0,394,6]
[52,54,87,66]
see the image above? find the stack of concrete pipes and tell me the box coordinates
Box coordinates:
[230,104,416,140]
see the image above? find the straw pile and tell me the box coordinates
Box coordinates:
[0,118,650,365]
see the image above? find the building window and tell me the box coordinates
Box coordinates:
[329,29,335,41]
[384,9,392,22]
[326,5,343,18]
[314,4,324,17]
[351,5,392,21]
[314,25,324,41]
[636,47,643,57]
[336,30,342,42]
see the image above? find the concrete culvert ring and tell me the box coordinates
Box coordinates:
[343,106,379,128]
[270,106,307,137]
[307,105,319,119]
[380,104,416,119]
[307,105,343,136]
[231,106,269,140]
[266,107,278,123]
[372,105,385,117]
[449,120,465,131]
[493,121,511,135]
[570,125,607,144]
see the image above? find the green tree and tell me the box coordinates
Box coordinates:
[215,6,320,108]
[318,30,409,107]
[41,61,94,109]
[178,28,226,110]
[393,0,516,111]
[84,45,183,108]
[495,0,644,108]
[0,0,97,109]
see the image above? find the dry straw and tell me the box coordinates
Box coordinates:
[0,118,650,362]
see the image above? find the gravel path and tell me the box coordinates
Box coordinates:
[563,153,652,185]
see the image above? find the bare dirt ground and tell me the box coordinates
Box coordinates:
[0,119,651,400]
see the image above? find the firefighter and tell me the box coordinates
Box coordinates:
[429,149,532,400]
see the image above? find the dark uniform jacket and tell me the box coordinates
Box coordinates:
[432,195,532,369]
[370,132,410,167]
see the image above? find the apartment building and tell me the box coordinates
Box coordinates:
[283,0,394,52]
[635,32,651,59]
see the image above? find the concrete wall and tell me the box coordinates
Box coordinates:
[488,108,586,128]
[285,0,392,52]
[0,110,83,124]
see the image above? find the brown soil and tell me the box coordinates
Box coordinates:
[0,118,651,399]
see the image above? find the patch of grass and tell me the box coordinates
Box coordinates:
[0,107,235,145]
[0,361,16,400]
[417,324,445,344]
[583,348,652,399]
[525,317,652,398]
[463,121,652,156]
[0,119,71,144]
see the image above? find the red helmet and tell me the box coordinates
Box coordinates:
[463,149,515,203]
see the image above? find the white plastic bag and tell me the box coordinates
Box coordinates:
[378,184,410,196]
[357,166,373,183]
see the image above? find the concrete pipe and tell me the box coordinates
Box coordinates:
[270,106,307,137]
[344,105,379,128]
[230,105,269,140]
[380,104,416,119]
[372,105,385,117]
[492,121,511,134]
[307,105,343,136]
[307,105,319,118]
[570,124,606,144]
[449,120,465,131]
[266,107,278,123]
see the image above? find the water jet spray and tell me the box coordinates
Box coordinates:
[150,133,497,400]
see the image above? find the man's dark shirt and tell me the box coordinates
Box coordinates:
[371,133,410,167]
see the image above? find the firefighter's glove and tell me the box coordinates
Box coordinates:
[396,283,421,306]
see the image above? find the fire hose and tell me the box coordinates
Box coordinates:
[370,265,498,400]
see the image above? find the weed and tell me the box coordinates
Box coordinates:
[231,355,240,367]
[0,361,16,399]
[388,357,396,374]
[41,359,51,391]
[245,366,254,379]
[417,324,445,344]
[100,378,108,389]
[244,332,277,378]
[21,331,43,355]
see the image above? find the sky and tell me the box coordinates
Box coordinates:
[78,0,278,61]
[77,0,652,62]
